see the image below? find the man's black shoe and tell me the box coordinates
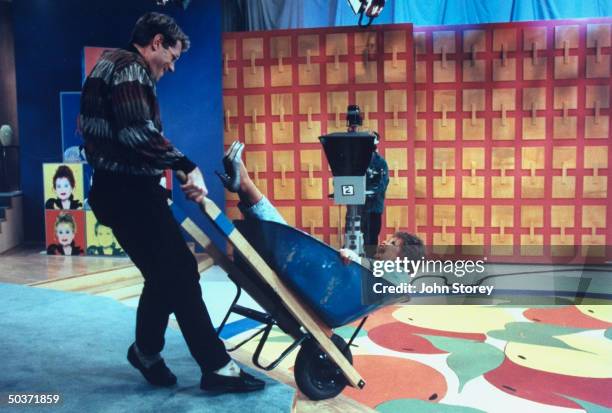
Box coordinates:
[200,370,265,394]
[127,344,177,387]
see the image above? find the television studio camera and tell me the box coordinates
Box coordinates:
[319,105,376,257]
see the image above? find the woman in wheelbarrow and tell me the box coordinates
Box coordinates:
[217,141,425,278]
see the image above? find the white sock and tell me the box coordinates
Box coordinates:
[134,343,162,369]
[214,359,241,377]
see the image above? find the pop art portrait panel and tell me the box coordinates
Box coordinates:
[43,163,84,210]
[45,209,86,256]
[85,211,125,256]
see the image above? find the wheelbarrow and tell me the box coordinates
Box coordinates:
[172,188,402,400]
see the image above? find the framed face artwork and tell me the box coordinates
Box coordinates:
[45,210,86,256]
[85,211,125,256]
[43,163,84,210]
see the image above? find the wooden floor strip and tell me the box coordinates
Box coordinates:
[31,254,214,292]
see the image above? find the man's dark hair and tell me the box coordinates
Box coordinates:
[372,130,380,145]
[53,165,76,188]
[394,231,425,261]
[131,12,190,52]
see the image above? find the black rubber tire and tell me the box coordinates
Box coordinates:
[294,334,353,401]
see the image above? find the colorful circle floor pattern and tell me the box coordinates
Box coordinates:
[350,305,612,411]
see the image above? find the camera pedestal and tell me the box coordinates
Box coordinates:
[344,205,365,255]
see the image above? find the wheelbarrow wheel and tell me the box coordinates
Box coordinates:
[294,334,353,401]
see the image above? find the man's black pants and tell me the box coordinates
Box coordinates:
[362,211,382,257]
[89,171,230,373]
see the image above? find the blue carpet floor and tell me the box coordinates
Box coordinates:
[0,283,293,412]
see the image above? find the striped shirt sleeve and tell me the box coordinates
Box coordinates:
[110,62,195,173]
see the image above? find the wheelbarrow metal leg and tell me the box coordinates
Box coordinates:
[226,325,268,352]
[344,316,368,353]
[216,277,242,336]
[231,304,276,324]
[252,324,307,371]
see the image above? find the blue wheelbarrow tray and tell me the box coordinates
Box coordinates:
[234,219,404,328]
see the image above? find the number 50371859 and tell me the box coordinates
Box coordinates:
[5,394,61,404]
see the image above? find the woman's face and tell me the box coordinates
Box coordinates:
[56,223,75,246]
[54,177,73,201]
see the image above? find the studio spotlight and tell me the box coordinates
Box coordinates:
[346,0,385,27]
[155,0,191,10]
